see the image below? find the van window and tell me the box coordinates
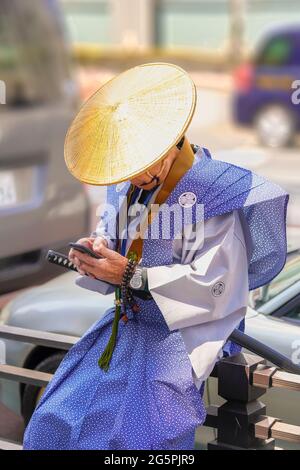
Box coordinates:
[0,0,71,106]
[256,36,294,67]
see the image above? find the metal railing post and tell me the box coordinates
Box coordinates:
[205,352,300,449]
[207,353,276,450]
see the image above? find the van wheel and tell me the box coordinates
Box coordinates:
[21,352,65,426]
[255,105,296,148]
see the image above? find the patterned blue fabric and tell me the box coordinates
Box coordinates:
[23,147,288,450]
[24,301,207,450]
[107,146,288,290]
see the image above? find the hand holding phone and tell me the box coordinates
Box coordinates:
[46,241,102,276]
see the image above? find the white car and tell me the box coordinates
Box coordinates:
[0,0,89,294]
[1,250,300,448]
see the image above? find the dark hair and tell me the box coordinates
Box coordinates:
[176,136,185,150]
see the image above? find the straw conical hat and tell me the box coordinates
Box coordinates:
[64,63,196,186]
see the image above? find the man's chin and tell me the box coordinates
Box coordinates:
[134,182,159,191]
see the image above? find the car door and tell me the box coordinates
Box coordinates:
[0,0,89,292]
[253,31,300,117]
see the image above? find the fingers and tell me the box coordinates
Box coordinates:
[94,243,113,259]
[73,251,98,268]
[73,252,107,280]
[76,237,94,248]
[69,237,94,262]
[76,260,98,278]
[93,237,108,253]
[68,237,116,281]
[73,256,86,276]
[69,248,75,261]
[73,255,96,278]
[71,247,96,274]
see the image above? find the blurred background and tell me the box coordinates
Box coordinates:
[1,0,300,300]
[1,1,300,447]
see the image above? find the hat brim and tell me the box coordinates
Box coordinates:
[64,62,197,186]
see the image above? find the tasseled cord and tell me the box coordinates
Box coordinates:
[98,251,138,371]
[98,286,121,371]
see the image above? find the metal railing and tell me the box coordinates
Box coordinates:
[0,325,78,450]
[204,352,300,449]
[0,325,300,450]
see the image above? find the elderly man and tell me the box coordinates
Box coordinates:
[24,63,288,450]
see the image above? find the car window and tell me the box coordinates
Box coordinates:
[252,252,300,309]
[256,36,294,67]
[284,305,300,321]
[0,0,71,106]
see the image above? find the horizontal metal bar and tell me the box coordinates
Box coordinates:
[0,364,52,387]
[0,438,23,450]
[0,325,79,350]
[254,415,300,443]
[229,329,300,375]
[254,416,280,440]
[272,370,300,392]
[271,421,300,444]
[252,366,300,392]
[252,365,277,388]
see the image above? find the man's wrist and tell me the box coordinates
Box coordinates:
[129,267,149,292]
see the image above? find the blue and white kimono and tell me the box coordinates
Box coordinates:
[23,146,288,450]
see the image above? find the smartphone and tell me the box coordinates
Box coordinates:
[68,242,102,259]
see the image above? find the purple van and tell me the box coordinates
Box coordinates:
[233,24,300,147]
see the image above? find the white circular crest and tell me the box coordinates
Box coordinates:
[178,191,197,208]
[211,281,225,297]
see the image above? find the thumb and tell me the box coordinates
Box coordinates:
[93,237,107,251]
[94,242,113,259]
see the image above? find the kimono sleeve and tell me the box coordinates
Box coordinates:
[147,210,249,384]
[147,210,249,330]
[90,188,117,251]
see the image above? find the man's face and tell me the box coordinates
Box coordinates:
[130,145,179,190]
